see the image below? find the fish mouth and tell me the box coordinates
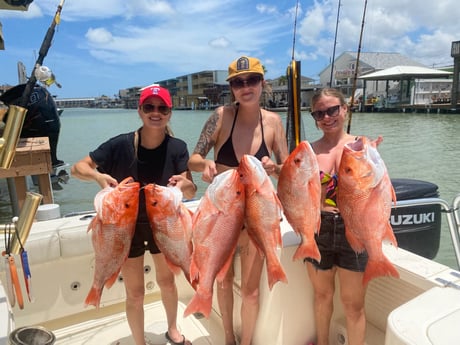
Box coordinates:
[345,136,364,152]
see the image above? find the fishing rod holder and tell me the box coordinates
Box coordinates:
[1,192,42,255]
[0,105,28,169]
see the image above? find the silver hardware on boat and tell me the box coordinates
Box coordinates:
[393,196,460,269]
[9,326,56,345]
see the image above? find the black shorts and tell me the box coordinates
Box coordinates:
[304,212,368,272]
[128,222,160,258]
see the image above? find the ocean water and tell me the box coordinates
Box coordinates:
[0,107,459,269]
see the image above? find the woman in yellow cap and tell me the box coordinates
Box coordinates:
[188,56,288,345]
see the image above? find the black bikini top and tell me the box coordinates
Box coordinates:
[215,108,270,167]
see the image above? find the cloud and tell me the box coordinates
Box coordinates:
[209,37,231,49]
[85,27,114,44]
[2,0,459,98]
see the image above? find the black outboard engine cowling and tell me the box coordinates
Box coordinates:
[390,178,441,259]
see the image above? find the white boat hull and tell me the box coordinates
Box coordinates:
[1,199,460,344]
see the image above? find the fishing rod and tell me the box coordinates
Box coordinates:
[0,0,65,169]
[19,0,65,108]
[329,0,341,86]
[346,0,367,134]
[286,0,303,152]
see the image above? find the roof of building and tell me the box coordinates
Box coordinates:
[319,51,426,75]
[359,65,452,80]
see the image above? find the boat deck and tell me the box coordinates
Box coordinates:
[47,298,224,345]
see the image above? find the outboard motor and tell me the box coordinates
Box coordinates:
[391,178,441,259]
[0,83,62,167]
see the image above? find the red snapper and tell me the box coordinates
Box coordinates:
[337,136,399,286]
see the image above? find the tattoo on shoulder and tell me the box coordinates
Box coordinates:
[193,110,219,155]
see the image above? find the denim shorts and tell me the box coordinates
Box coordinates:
[304,212,368,271]
[128,222,160,258]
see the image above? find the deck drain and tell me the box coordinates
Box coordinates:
[70,281,80,291]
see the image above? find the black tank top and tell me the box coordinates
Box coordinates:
[215,108,270,167]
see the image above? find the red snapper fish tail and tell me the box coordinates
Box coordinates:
[293,237,321,262]
[266,252,288,290]
[84,286,103,308]
[183,289,213,318]
[363,256,399,286]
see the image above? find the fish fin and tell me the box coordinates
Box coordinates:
[216,245,238,283]
[189,259,199,285]
[84,286,102,309]
[363,257,399,286]
[87,216,99,232]
[183,290,212,318]
[165,259,182,276]
[315,213,321,235]
[293,239,321,262]
[266,261,288,290]
[247,231,265,258]
[345,229,366,253]
[275,226,283,248]
[384,223,398,247]
[104,271,120,290]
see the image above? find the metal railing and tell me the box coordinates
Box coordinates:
[392,196,460,269]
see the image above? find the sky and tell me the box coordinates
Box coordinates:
[1,0,459,98]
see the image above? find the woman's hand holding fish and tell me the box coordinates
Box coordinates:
[261,156,279,177]
[168,174,197,200]
[201,159,218,183]
[95,173,118,189]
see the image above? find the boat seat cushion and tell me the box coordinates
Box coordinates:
[58,227,93,258]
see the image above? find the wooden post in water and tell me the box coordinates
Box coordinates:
[451,41,460,107]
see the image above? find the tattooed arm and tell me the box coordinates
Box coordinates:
[188,107,222,183]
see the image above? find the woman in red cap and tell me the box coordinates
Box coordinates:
[188,56,289,345]
[72,85,195,345]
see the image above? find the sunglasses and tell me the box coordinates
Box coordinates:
[141,103,171,115]
[311,104,341,121]
[230,75,262,89]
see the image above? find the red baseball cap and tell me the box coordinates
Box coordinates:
[139,85,172,107]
